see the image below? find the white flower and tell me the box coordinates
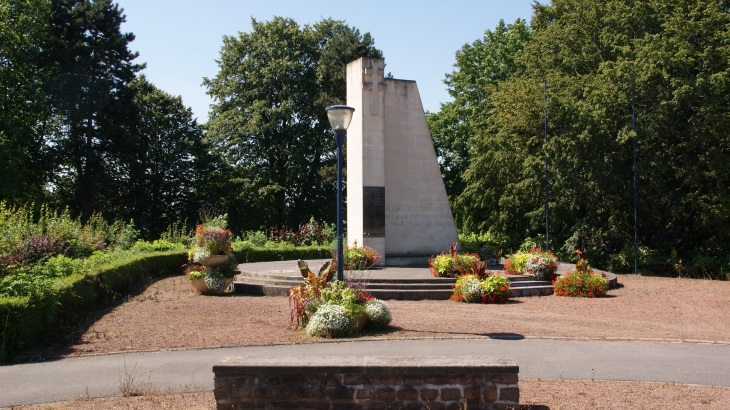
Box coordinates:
[461,277,483,303]
[524,255,555,280]
[305,304,350,338]
[191,247,211,264]
[364,299,392,329]
[204,272,226,293]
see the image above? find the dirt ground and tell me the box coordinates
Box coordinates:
[22,273,729,409]
[11,379,730,409]
[52,273,730,357]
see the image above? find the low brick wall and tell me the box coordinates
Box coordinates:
[213,356,519,410]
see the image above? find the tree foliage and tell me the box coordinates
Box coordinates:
[41,0,144,221]
[427,19,531,224]
[204,17,382,231]
[449,0,730,273]
[0,0,51,202]
[1,0,211,239]
[129,75,210,238]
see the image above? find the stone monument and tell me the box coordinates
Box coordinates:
[346,57,458,266]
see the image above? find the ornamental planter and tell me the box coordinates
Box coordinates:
[190,278,208,293]
[190,277,233,294]
[350,313,368,331]
[201,254,230,267]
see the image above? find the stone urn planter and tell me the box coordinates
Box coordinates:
[190,277,208,293]
[201,254,230,267]
[350,313,368,331]
[190,277,233,294]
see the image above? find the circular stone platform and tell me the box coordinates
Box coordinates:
[233,259,619,300]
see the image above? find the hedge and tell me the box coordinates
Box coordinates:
[1,245,334,363]
[233,244,333,263]
[0,250,187,363]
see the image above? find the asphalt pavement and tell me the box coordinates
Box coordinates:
[1,338,729,407]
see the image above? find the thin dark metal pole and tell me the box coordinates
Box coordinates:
[335,129,346,281]
[542,79,550,252]
[632,78,638,275]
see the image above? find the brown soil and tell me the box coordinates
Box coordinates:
[12,380,730,409]
[54,273,730,357]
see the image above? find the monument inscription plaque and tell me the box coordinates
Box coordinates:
[363,186,385,237]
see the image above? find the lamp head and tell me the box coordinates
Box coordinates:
[325,105,355,130]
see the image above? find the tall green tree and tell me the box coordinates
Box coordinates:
[427,19,530,226]
[204,17,382,231]
[42,0,143,221]
[129,75,210,238]
[458,0,730,270]
[0,0,51,202]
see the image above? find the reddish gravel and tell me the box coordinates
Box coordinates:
[53,273,730,357]
[23,274,730,409]
[14,380,730,409]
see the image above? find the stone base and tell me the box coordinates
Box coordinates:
[213,356,519,410]
[384,253,433,267]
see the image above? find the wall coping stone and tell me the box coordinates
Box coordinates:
[213,356,518,375]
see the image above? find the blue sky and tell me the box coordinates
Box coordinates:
[118,0,537,123]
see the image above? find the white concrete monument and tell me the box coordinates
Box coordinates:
[346,57,458,266]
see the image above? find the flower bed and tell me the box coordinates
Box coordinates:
[342,242,381,270]
[504,247,558,281]
[429,252,478,278]
[290,260,391,338]
[451,274,511,303]
[553,259,608,297]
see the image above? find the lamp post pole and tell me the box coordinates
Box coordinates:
[632,78,638,275]
[335,128,345,281]
[542,79,550,252]
[325,105,355,282]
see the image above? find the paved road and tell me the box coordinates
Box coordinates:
[1,338,729,406]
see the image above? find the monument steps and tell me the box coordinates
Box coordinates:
[233,260,617,300]
[233,272,557,300]
[233,273,457,300]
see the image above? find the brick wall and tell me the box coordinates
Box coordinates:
[213,356,519,410]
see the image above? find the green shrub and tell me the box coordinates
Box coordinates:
[0,294,58,364]
[131,239,186,253]
[459,232,504,264]
[0,202,134,259]
[242,231,268,247]
[232,241,332,262]
[159,220,192,244]
[0,250,187,363]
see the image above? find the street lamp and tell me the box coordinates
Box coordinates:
[325,105,355,281]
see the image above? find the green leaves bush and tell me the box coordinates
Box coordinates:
[0,250,187,363]
[232,241,332,263]
[429,253,478,278]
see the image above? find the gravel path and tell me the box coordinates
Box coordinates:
[51,273,730,357]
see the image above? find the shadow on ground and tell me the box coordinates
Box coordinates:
[380,327,527,340]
